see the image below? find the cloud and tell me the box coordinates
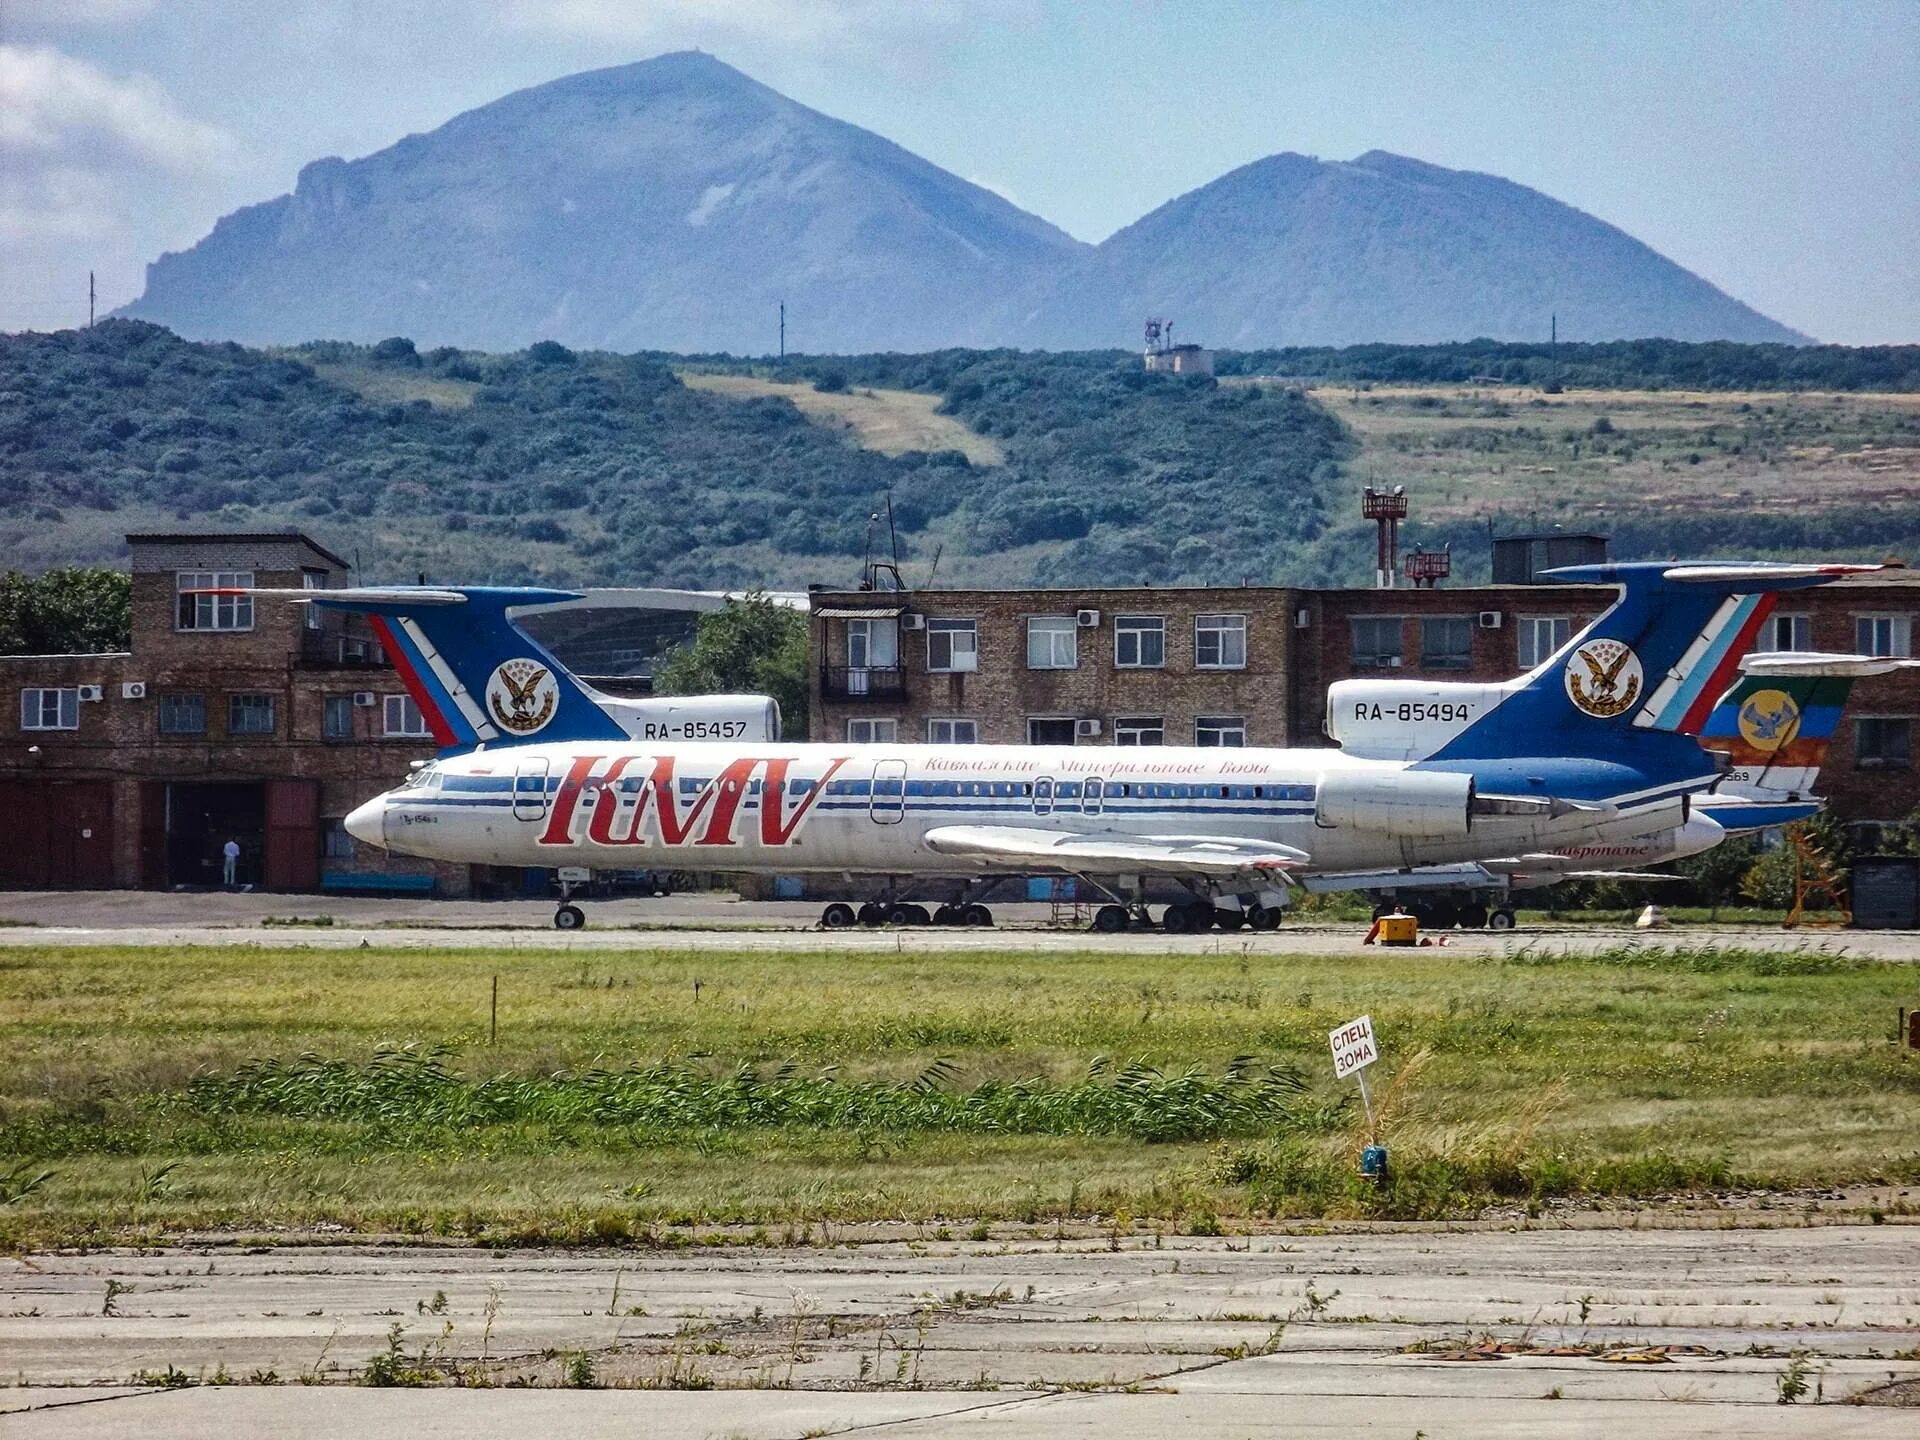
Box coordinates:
[0,45,237,172]
[4,0,157,26]
[501,0,1025,51]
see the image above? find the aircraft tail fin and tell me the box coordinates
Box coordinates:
[1699,652,1920,802]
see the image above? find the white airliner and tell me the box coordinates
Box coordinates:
[273,562,1873,931]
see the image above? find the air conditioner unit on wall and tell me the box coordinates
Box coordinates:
[1075,718,1103,738]
[900,613,926,631]
[353,691,377,707]
[1076,609,1100,627]
[1478,611,1504,629]
[120,681,147,700]
[76,684,104,703]
[1294,608,1312,629]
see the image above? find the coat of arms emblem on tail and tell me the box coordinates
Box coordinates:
[1564,639,1643,719]
[486,658,558,735]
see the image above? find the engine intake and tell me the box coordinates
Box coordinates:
[1315,769,1475,840]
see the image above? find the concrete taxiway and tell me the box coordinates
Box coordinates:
[2,1227,1916,1436]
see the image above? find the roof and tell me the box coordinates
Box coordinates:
[125,531,351,569]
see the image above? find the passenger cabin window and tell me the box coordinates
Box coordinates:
[176,571,254,631]
[927,717,978,744]
[1113,616,1165,668]
[926,619,978,673]
[1195,716,1247,747]
[1420,616,1473,670]
[1195,614,1247,669]
[157,693,205,735]
[1855,717,1911,769]
[1855,615,1912,658]
[1517,616,1572,668]
[1350,617,1404,669]
[847,718,897,743]
[1755,613,1810,653]
[20,687,78,731]
[1027,617,1078,669]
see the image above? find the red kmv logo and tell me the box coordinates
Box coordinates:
[537,755,849,848]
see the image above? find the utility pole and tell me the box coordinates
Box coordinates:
[89,271,95,328]
[778,302,785,360]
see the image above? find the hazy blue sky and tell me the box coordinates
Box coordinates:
[4,0,1915,343]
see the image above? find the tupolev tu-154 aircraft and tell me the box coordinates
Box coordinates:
[241,561,1874,931]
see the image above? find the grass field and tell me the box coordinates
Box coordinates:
[676,370,1006,466]
[1,940,1915,1248]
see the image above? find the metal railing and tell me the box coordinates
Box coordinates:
[820,665,906,700]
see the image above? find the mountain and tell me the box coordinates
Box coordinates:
[119,52,1086,355]
[1007,151,1807,348]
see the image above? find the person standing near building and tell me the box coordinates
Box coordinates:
[222,837,240,888]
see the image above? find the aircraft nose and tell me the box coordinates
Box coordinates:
[344,796,387,848]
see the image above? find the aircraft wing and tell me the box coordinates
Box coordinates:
[923,825,1309,877]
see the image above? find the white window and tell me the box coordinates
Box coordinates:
[384,694,429,737]
[1195,614,1247,669]
[1114,615,1165,668]
[1855,614,1911,658]
[176,570,254,631]
[847,718,898,744]
[301,569,327,630]
[927,717,978,744]
[926,618,978,673]
[20,687,78,731]
[1518,615,1573,668]
[1755,613,1810,653]
[1027,617,1078,669]
[227,693,275,736]
[1350,617,1404,669]
[1114,716,1165,746]
[846,618,899,670]
[1196,716,1247,747]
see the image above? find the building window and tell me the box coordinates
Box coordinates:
[323,695,354,740]
[1518,615,1572,668]
[1027,717,1077,745]
[1855,615,1911,658]
[1855,716,1911,769]
[1350,617,1404,669]
[926,618,978,673]
[1755,613,1810,653]
[927,717,978,744]
[846,617,899,670]
[1196,716,1247,747]
[301,569,328,630]
[384,694,429,737]
[176,570,254,631]
[1114,716,1165,746]
[1113,615,1165,668]
[324,820,356,859]
[1027,617,1078,669]
[157,693,205,735]
[20,687,78,731]
[847,718,897,744]
[228,693,275,736]
[1195,614,1247,669]
[1420,616,1474,670]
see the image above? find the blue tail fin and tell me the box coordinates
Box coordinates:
[1431,562,1875,764]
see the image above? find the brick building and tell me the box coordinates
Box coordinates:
[809,571,1920,824]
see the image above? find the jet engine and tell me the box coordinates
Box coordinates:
[1314,769,1475,840]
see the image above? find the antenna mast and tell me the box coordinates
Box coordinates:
[88,271,95,328]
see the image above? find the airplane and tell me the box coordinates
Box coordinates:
[275,560,1876,931]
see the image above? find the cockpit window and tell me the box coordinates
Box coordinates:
[400,766,437,792]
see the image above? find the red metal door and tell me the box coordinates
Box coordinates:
[264,779,320,891]
[139,782,168,888]
[0,781,51,887]
[61,782,115,887]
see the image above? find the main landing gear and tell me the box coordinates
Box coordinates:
[820,887,994,929]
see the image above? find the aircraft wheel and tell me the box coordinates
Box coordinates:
[1092,904,1128,933]
[1428,903,1460,930]
[932,904,959,925]
[857,902,887,927]
[1488,908,1517,931]
[1215,908,1247,931]
[1160,904,1194,934]
[1460,904,1490,929]
[822,902,856,929]
[1247,905,1283,931]
[553,904,586,931]
[961,903,994,927]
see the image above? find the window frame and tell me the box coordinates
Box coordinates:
[20,687,79,731]
[926,618,979,674]
[1419,615,1475,671]
[1026,716,1078,745]
[1194,613,1248,670]
[323,819,356,860]
[1112,615,1166,670]
[323,694,354,741]
[1854,715,1913,769]
[1854,613,1912,659]
[1350,616,1406,670]
[927,717,979,745]
[1113,715,1166,746]
[846,717,898,744]
[1755,612,1811,653]
[175,570,255,632]
[845,617,900,670]
[226,692,276,737]
[1026,616,1078,670]
[383,693,429,738]
[1195,716,1248,747]
[1517,614,1573,669]
[157,692,206,736]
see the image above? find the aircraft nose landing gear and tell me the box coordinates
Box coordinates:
[553,868,590,930]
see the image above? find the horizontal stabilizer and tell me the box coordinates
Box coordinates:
[1658,563,1880,585]
[224,586,472,606]
[1739,651,1920,678]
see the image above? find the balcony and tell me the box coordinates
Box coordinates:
[296,630,390,670]
[820,665,906,701]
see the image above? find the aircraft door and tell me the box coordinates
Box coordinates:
[1034,776,1055,816]
[512,757,550,821]
[1083,775,1104,815]
[870,759,906,824]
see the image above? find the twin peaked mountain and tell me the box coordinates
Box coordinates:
[122,51,1803,353]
